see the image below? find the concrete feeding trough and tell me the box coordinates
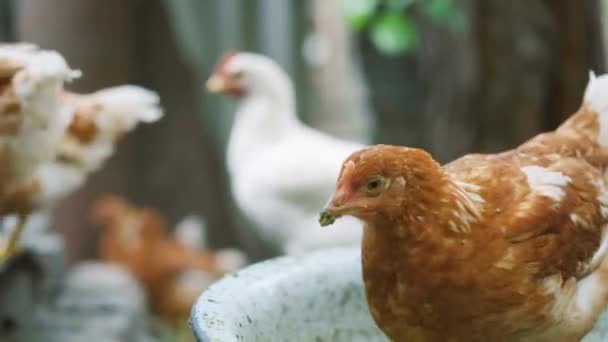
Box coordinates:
[190,247,608,342]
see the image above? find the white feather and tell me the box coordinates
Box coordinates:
[174,214,207,251]
[221,53,364,254]
[214,248,248,273]
[32,85,163,207]
[34,162,86,205]
[0,45,79,188]
[584,71,608,146]
[89,85,163,126]
[521,165,571,202]
[62,85,162,173]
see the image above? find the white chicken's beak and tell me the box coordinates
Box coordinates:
[206,75,226,93]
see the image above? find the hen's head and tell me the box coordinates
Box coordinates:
[321,145,442,226]
[206,51,291,99]
[91,194,130,227]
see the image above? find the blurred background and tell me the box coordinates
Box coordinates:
[2,0,608,341]
[0,0,605,262]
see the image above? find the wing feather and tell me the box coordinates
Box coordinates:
[447,154,606,280]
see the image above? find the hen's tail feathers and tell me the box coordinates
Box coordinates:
[584,71,608,146]
[92,85,163,131]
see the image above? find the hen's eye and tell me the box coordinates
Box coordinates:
[231,70,244,79]
[363,177,385,196]
[367,180,381,190]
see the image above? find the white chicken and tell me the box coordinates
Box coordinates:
[206,52,364,255]
[0,44,80,260]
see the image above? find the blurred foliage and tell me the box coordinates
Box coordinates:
[342,0,465,56]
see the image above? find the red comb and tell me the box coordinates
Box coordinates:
[212,50,238,75]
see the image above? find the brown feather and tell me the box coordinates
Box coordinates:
[92,195,227,322]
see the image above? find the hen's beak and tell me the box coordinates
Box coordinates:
[319,189,351,227]
[206,75,226,93]
[325,189,350,215]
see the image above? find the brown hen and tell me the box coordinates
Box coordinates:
[92,195,246,323]
[322,73,608,341]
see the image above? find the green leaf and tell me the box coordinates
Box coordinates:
[370,12,417,56]
[386,0,417,11]
[342,0,379,30]
[421,0,457,21]
[421,0,467,31]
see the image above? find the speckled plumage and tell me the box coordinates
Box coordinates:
[33,85,163,206]
[0,44,79,215]
[326,73,608,341]
[0,45,163,259]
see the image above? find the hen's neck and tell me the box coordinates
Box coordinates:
[363,175,480,272]
[227,89,300,171]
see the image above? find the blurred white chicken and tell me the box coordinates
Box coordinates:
[0,44,164,260]
[206,51,364,255]
[0,44,79,260]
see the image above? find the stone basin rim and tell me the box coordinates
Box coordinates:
[189,247,374,342]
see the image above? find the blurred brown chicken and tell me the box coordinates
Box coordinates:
[92,195,247,323]
[0,44,79,260]
[0,43,163,261]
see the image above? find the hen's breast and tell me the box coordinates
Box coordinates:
[365,148,608,340]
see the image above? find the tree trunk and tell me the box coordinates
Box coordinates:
[307,0,375,144]
[360,0,605,163]
[0,0,14,41]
